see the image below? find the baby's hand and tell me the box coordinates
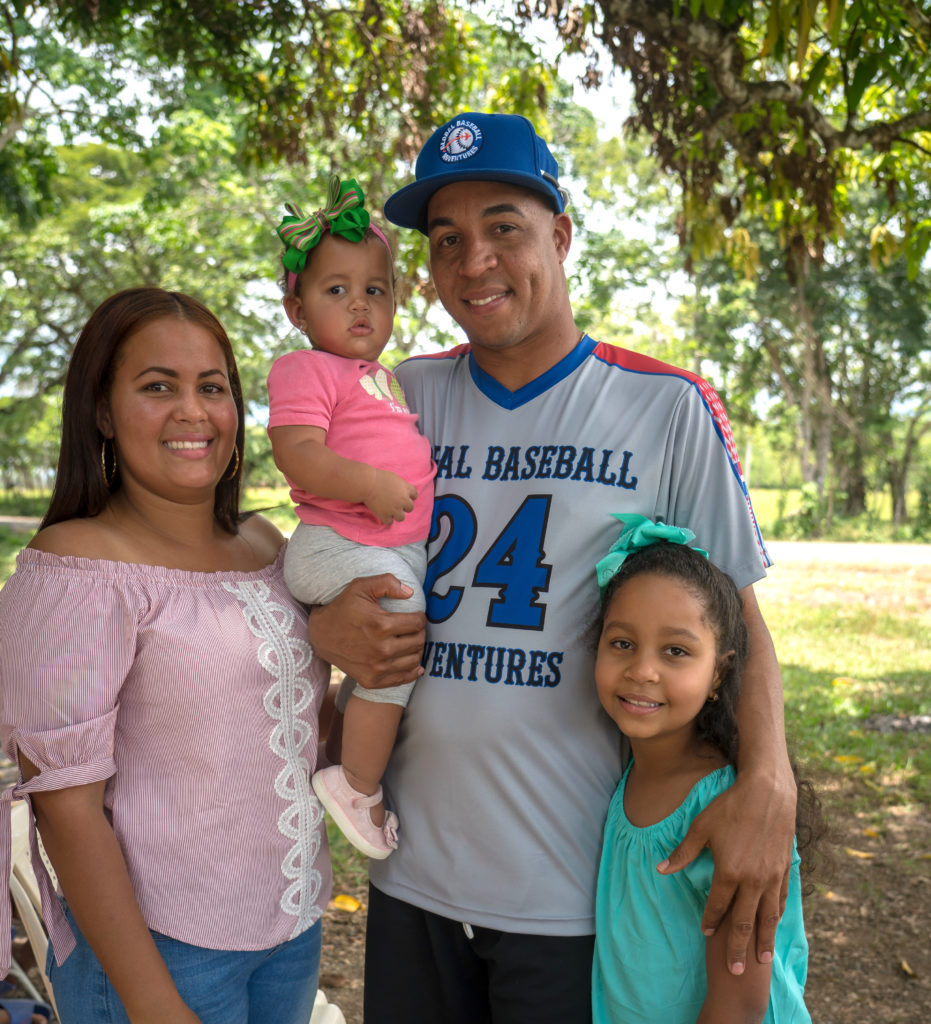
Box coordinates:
[364,470,418,525]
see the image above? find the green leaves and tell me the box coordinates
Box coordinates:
[545,0,931,279]
[847,52,883,117]
[0,2,565,486]
[2,2,551,225]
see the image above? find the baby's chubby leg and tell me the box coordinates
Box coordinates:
[340,693,406,826]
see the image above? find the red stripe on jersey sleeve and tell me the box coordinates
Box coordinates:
[593,342,742,471]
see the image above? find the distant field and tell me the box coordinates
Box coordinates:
[758,553,931,810]
[1,482,924,578]
[242,485,295,533]
[748,486,800,529]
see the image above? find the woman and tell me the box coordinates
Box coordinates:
[0,288,332,1024]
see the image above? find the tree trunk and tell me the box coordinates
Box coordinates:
[840,448,868,516]
[888,462,909,526]
[792,258,833,500]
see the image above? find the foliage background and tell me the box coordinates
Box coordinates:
[1,0,929,534]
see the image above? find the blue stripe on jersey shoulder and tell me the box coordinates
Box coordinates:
[468,335,598,410]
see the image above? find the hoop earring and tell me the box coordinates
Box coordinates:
[100,438,116,488]
[224,445,240,481]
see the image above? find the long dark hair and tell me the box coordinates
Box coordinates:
[598,542,828,884]
[41,287,245,534]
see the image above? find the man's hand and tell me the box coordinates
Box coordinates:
[657,767,796,975]
[307,573,426,688]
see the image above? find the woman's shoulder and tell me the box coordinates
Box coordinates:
[29,514,286,575]
[239,513,286,565]
[28,516,115,559]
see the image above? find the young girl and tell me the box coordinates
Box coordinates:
[591,515,819,1024]
[267,175,435,860]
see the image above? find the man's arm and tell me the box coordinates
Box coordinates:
[658,584,796,975]
[307,573,426,689]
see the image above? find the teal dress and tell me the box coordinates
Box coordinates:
[593,763,811,1023]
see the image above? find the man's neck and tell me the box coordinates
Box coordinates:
[470,322,585,393]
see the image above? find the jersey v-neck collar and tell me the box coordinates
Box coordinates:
[467,335,596,410]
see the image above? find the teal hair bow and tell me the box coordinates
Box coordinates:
[276,175,371,275]
[595,513,708,593]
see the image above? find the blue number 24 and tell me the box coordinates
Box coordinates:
[424,494,552,630]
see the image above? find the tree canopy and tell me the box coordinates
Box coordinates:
[1,0,928,530]
[1,1,552,224]
[7,0,931,272]
[0,1,560,481]
[688,189,931,525]
[519,0,931,276]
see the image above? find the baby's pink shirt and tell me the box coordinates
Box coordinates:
[267,349,434,546]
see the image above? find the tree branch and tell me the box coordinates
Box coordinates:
[596,0,931,154]
[901,0,931,48]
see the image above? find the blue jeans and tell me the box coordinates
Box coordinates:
[47,904,321,1024]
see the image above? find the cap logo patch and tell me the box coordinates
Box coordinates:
[438,120,483,163]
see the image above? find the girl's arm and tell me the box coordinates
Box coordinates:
[270,424,417,525]
[698,913,771,1024]
[23,758,200,1024]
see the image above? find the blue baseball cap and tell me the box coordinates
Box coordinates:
[383,112,569,234]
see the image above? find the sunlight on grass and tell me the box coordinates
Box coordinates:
[243,485,296,534]
[757,560,931,809]
[0,490,49,517]
[326,822,370,889]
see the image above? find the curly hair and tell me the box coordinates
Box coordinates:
[598,541,829,882]
[600,542,748,764]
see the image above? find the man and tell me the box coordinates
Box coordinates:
[310,112,796,1023]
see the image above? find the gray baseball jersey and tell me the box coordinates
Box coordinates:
[369,335,770,935]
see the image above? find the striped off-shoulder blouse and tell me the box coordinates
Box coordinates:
[0,546,331,973]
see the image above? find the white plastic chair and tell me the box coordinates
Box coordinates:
[310,987,347,1024]
[9,799,59,1018]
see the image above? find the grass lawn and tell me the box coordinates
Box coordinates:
[242,484,296,534]
[758,555,931,821]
